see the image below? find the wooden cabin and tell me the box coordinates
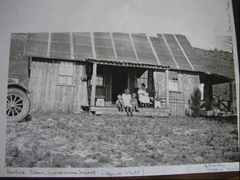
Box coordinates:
[23,32,234,116]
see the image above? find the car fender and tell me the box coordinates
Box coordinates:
[8,83,30,94]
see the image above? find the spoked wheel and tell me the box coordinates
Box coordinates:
[6,88,30,122]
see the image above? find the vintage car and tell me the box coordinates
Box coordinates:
[6,78,30,122]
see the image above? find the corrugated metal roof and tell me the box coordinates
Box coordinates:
[24,32,207,72]
[112,33,137,62]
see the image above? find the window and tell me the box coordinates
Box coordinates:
[136,70,148,88]
[169,71,178,91]
[169,80,178,91]
[58,61,74,86]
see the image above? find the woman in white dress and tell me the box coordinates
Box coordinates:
[138,83,150,107]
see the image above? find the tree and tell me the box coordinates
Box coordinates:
[190,88,202,117]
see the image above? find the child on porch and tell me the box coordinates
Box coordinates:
[116,94,124,112]
[130,93,139,112]
[122,89,133,116]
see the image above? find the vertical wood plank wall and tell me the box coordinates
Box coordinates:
[29,59,88,113]
[169,91,184,116]
[178,72,200,115]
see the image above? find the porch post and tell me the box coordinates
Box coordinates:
[165,69,169,106]
[148,69,154,96]
[90,62,97,106]
[204,80,213,110]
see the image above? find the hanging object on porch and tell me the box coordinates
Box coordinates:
[86,63,93,79]
[153,71,165,99]
[81,73,88,82]
[81,65,89,82]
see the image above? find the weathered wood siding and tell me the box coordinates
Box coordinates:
[178,72,200,115]
[29,59,88,113]
[169,91,185,116]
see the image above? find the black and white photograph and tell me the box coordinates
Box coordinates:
[5,31,239,167]
[0,0,239,178]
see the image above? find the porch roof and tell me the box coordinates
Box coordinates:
[23,32,234,81]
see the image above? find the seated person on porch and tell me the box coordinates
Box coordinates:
[122,89,133,116]
[137,83,150,107]
[116,94,124,112]
[130,93,139,112]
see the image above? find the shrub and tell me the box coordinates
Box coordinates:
[190,88,201,117]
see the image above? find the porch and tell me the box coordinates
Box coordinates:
[86,62,172,116]
[89,106,170,117]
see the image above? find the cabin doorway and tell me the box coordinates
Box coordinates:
[111,66,128,103]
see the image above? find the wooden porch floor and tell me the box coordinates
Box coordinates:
[89,106,170,117]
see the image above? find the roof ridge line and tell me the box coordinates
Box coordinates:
[162,34,180,69]
[23,33,28,57]
[70,32,74,60]
[146,33,161,65]
[129,33,139,62]
[174,34,195,70]
[90,32,96,59]
[47,33,51,58]
[110,32,118,60]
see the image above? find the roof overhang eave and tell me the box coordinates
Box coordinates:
[86,58,170,70]
[207,72,234,84]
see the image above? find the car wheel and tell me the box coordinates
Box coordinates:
[6,87,30,122]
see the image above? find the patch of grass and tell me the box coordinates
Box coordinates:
[5,113,240,167]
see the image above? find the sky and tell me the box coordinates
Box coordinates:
[0,0,236,51]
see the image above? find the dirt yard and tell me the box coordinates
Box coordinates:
[5,112,239,168]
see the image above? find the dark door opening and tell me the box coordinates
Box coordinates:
[112,66,128,103]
